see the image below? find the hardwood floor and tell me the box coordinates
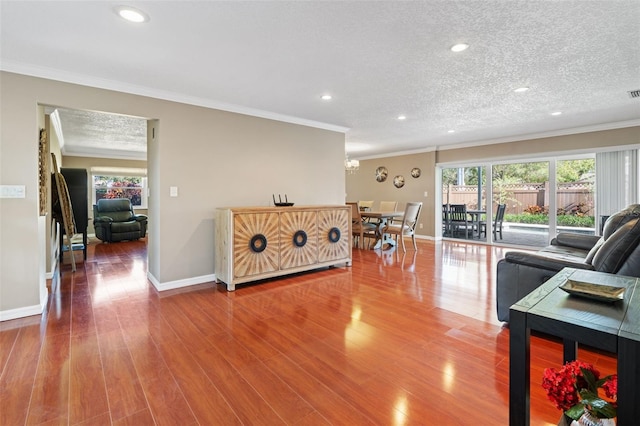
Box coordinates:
[0,238,616,425]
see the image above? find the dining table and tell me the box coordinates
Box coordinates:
[466,209,486,238]
[360,210,404,249]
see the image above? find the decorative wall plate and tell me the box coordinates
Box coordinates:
[393,175,405,188]
[411,167,421,178]
[375,166,388,182]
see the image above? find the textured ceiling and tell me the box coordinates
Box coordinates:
[50,108,147,160]
[2,1,639,160]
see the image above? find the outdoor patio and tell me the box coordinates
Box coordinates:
[446,222,596,248]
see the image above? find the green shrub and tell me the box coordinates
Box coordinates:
[504,213,594,227]
[557,215,594,227]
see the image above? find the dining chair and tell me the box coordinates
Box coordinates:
[480,203,506,239]
[358,200,374,211]
[378,201,398,212]
[442,204,451,237]
[377,201,399,228]
[448,204,471,239]
[347,202,377,249]
[381,202,423,252]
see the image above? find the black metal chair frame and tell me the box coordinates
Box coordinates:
[480,203,506,240]
[448,204,472,239]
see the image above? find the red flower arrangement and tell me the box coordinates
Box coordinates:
[542,360,617,421]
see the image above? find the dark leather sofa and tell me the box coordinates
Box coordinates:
[93,198,148,242]
[496,204,640,322]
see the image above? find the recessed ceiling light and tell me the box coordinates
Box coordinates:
[320,94,332,100]
[450,43,469,52]
[551,111,562,116]
[448,129,455,133]
[397,115,407,120]
[115,6,150,23]
[514,87,530,93]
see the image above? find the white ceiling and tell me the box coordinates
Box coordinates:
[2,1,639,160]
[49,107,147,160]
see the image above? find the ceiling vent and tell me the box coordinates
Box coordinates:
[628,89,640,99]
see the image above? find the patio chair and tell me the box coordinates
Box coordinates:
[480,203,506,240]
[442,204,451,236]
[448,204,472,239]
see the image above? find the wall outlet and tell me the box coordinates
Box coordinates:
[424,191,428,197]
[419,223,423,229]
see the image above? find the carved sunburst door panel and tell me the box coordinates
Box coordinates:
[233,212,280,278]
[279,210,318,269]
[318,209,350,262]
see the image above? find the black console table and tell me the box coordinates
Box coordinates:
[59,168,88,261]
[509,267,640,425]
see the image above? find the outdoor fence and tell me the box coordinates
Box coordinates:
[443,182,594,215]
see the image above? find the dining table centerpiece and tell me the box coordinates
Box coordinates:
[542,360,617,425]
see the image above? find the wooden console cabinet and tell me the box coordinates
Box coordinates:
[215,205,351,291]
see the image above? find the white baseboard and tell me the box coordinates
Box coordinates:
[415,234,436,241]
[0,303,43,322]
[147,272,216,292]
[46,257,59,280]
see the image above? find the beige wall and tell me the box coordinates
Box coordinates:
[346,152,436,235]
[60,156,148,235]
[347,127,640,238]
[436,127,640,164]
[1,71,345,319]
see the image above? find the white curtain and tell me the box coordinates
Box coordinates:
[596,149,638,232]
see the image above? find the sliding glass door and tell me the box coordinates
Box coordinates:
[491,161,550,247]
[439,152,640,247]
[442,166,487,241]
[556,158,596,237]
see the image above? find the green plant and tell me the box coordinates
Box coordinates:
[504,213,549,225]
[557,215,595,227]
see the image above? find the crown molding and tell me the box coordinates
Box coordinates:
[355,120,640,161]
[434,119,640,152]
[61,146,147,161]
[1,61,350,134]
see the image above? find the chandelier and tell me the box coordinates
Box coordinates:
[345,156,360,173]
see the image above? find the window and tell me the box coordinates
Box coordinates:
[440,156,598,247]
[92,167,147,209]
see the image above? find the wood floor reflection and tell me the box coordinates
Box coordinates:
[0,238,616,425]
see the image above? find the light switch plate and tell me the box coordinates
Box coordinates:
[0,185,26,198]
[170,186,178,197]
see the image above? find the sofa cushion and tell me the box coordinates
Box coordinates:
[96,199,135,222]
[582,204,640,265]
[552,233,601,251]
[585,237,604,264]
[100,211,134,222]
[593,218,640,273]
[111,221,141,234]
[537,245,590,262]
[602,204,640,238]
